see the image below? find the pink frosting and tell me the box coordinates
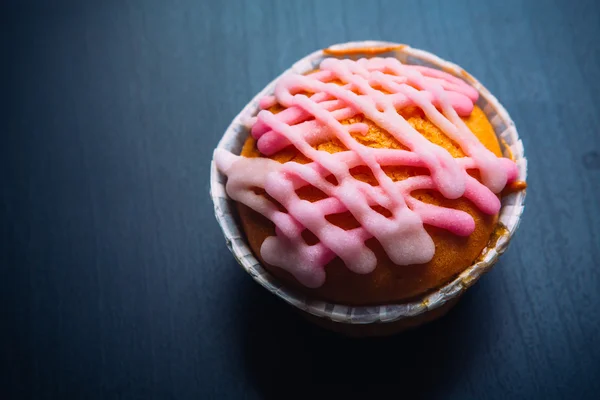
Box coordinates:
[215,57,518,288]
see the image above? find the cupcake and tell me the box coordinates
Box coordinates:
[212,42,527,336]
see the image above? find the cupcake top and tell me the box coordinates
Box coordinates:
[215,56,518,293]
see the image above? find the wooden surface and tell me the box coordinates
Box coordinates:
[2,0,600,398]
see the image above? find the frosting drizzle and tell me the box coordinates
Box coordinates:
[215,57,518,288]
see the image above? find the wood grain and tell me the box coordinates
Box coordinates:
[2,0,599,398]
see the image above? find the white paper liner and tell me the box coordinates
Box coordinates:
[210,41,527,324]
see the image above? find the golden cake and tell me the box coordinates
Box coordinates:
[215,49,525,312]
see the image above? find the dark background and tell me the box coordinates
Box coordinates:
[2,0,600,398]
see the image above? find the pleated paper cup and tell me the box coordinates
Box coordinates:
[210,41,527,336]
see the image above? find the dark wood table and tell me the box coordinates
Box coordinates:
[3,0,600,398]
